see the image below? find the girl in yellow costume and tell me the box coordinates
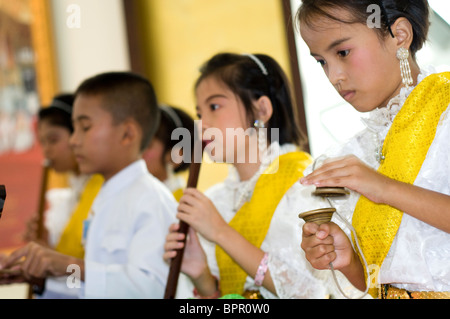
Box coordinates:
[142,105,195,202]
[164,52,342,299]
[298,0,450,299]
[35,94,103,298]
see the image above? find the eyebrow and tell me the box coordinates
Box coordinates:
[72,115,91,123]
[310,37,352,56]
[205,94,227,103]
[196,94,228,110]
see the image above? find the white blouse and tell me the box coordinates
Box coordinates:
[317,67,450,292]
[163,169,185,194]
[44,174,90,247]
[177,142,362,299]
[82,160,177,298]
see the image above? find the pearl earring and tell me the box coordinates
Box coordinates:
[254,119,267,159]
[396,47,413,89]
[253,119,264,129]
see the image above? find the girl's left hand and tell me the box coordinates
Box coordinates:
[177,188,228,243]
[300,155,390,204]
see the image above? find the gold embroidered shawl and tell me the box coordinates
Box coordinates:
[352,72,450,298]
[55,174,103,258]
[216,151,312,296]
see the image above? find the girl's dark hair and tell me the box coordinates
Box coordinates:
[195,52,306,147]
[38,93,75,133]
[155,105,195,173]
[297,0,430,58]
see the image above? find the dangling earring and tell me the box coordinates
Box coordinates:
[396,47,413,89]
[254,119,267,160]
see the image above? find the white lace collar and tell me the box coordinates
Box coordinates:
[224,141,297,187]
[362,67,434,132]
[223,142,298,211]
[68,173,91,200]
[358,67,435,163]
[163,170,185,192]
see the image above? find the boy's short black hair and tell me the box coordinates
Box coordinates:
[38,93,75,133]
[75,72,160,151]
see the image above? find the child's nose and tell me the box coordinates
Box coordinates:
[199,119,210,133]
[69,132,78,148]
[328,63,346,88]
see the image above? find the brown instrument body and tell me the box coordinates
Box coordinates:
[164,142,204,299]
[27,162,50,298]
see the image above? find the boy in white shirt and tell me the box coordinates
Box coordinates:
[0,72,177,298]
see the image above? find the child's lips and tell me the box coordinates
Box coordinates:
[340,90,355,102]
[202,139,212,146]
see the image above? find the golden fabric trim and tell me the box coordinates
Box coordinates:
[352,72,450,298]
[242,290,264,299]
[55,174,103,258]
[381,285,450,299]
[216,152,312,296]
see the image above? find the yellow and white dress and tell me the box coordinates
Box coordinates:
[163,170,186,202]
[42,173,103,298]
[315,68,450,298]
[177,142,355,299]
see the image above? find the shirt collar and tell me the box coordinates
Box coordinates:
[97,159,148,199]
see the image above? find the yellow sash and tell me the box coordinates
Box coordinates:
[216,151,312,296]
[55,174,103,258]
[172,188,184,202]
[352,72,450,298]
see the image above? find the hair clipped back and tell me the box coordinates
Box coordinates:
[155,105,195,173]
[297,0,430,57]
[195,52,306,147]
[75,72,160,151]
[38,93,75,133]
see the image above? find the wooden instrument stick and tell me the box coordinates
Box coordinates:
[27,160,50,298]
[164,141,204,299]
[35,160,50,241]
[0,185,6,219]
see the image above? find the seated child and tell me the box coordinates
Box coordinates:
[297,0,450,299]
[33,93,103,298]
[142,104,195,201]
[0,72,177,298]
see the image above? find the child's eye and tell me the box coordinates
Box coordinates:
[338,50,350,57]
[316,59,326,67]
[48,136,59,145]
[196,113,201,119]
[210,104,220,111]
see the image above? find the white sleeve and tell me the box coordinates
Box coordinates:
[263,182,367,299]
[83,196,177,299]
[44,188,74,247]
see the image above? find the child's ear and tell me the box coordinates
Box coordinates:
[254,96,273,125]
[391,17,414,51]
[122,120,139,146]
[167,146,183,169]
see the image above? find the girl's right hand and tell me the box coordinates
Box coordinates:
[163,223,209,280]
[300,222,353,270]
[301,221,367,291]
